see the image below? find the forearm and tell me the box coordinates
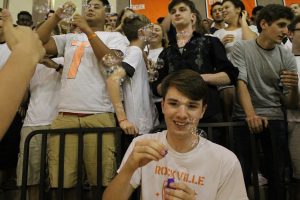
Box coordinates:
[283,87,299,109]
[241,22,257,40]
[0,47,37,139]
[86,32,113,63]
[103,164,135,200]
[106,70,127,122]
[237,80,256,117]
[36,15,61,44]
[201,72,231,86]
[161,14,172,33]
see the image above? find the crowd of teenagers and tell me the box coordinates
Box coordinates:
[0,0,300,200]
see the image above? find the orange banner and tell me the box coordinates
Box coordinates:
[283,0,300,6]
[206,0,257,18]
[130,0,171,23]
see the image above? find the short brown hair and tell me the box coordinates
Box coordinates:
[122,14,150,42]
[161,69,208,104]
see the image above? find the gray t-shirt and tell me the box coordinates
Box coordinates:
[231,40,297,120]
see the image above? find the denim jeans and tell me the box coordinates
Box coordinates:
[234,120,290,200]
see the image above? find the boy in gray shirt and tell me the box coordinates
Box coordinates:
[231,4,298,200]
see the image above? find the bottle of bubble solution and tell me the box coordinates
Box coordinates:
[167,178,174,188]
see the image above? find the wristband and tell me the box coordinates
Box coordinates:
[118,118,127,124]
[56,64,63,72]
[87,33,97,40]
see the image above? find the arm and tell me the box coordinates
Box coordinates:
[239,11,257,40]
[280,70,299,109]
[106,66,138,135]
[0,10,45,139]
[36,13,61,44]
[161,14,172,33]
[236,80,268,133]
[36,7,62,55]
[72,14,117,63]
[201,72,231,86]
[102,160,136,200]
[210,36,239,85]
[0,47,40,139]
[103,139,167,200]
[39,57,63,74]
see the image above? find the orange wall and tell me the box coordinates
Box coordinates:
[130,0,171,23]
[206,0,257,18]
[283,0,300,6]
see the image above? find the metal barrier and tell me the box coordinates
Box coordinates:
[20,127,122,200]
[198,122,260,200]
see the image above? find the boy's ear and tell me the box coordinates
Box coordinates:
[137,28,144,37]
[191,13,196,24]
[259,19,268,31]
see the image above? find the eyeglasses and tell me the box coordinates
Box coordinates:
[86,4,106,9]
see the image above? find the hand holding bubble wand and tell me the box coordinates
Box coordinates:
[161,117,206,199]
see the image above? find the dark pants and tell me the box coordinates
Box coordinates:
[234,120,290,200]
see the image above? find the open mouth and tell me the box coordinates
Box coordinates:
[174,120,188,127]
[86,13,94,17]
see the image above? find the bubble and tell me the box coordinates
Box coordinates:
[152,70,159,80]
[82,0,88,8]
[137,117,149,132]
[176,31,191,47]
[186,118,207,148]
[156,58,164,69]
[102,52,125,84]
[146,57,164,82]
[82,1,111,14]
[138,23,154,42]
[176,30,190,38]
[60,2,76,19]
[34,3,50,14]
[102,52,123,68]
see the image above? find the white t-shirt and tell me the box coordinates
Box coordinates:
[0,43,11,69]
[119,131,248,200]
[23,57,63,126]
[148,47,164,103]
[284,39,293,52]
[287,56,300,122]
[122,46,158,134]
[213,25,258,59]
[147,47,163,61]
[53,31,129,113]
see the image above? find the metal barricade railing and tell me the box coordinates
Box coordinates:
[20,127,122,200]
[197,122,260,200]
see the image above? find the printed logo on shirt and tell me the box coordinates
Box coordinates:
[154,165,205,186]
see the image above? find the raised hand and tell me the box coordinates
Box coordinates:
[125,139,168,172]
[2,9,45,62]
